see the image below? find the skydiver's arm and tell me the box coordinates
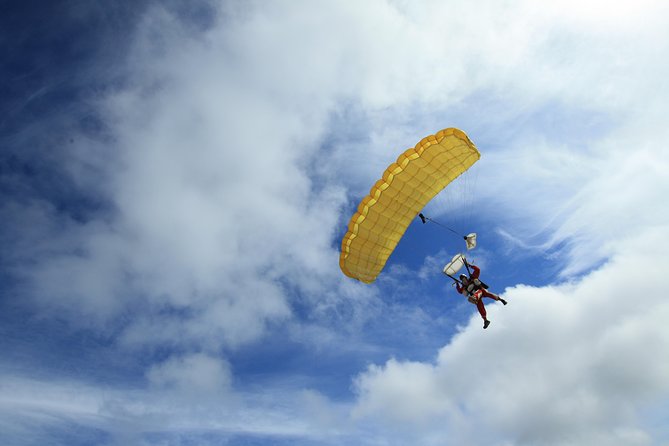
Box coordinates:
[455,283,464,294]
[469,264,481,279]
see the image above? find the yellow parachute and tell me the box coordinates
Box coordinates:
[339,128,480,283]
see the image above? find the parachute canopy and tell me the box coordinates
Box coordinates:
[339,128,480,283]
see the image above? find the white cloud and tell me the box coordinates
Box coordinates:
[11,1,359,348]
[146,353,232,396]
[0,372,359,445]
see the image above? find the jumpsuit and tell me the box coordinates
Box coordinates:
[456,264,501,321]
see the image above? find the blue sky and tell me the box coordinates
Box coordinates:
[2,1,669,445]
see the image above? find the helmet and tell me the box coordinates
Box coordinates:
[459,274,468,281]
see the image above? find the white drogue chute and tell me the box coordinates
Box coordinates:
[465,233,477,250]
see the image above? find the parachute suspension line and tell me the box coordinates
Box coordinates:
[463,259,472,276]
[418,213,466,239]
[446,273,462,285]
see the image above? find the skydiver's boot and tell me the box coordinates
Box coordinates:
[500,298,507,305]
[483,319,490,329]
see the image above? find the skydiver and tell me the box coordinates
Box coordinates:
[456,260,507,329]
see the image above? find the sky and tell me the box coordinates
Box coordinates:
[1,1,669,445]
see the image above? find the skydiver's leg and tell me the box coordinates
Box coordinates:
[476,299,487,320]
[477,300,491,328]
[481,290,507,305]
[480,290,500,300]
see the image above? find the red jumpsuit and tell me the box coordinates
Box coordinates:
[456,264,500,321]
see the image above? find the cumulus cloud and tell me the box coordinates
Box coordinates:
[352,229,669,445]
[5,1,355,349]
